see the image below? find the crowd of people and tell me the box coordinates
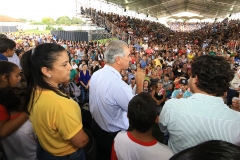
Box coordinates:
[1,7,240,160]
[167,22,207,32]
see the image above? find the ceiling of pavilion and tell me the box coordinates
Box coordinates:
[105,0,240,19]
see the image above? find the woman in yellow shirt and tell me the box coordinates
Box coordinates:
[187,51,195,61]
[21,43,89,159]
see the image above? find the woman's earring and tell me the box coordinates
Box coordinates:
[48,75,52,78]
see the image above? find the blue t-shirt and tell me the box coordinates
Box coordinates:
[140,60,147,69]
[171,89,182,98]
[183,90,193,98]
[171,89,193,98]
[0,54,8,61]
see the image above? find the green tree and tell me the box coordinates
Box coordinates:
[41,17,55,25]
[71,17,84,25]
[56,16,72,25]
[18,18,27,22]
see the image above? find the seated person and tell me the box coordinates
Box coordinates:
[231,97,240,112]
[111,92,173,160]
[170,140,240,160]
[171,79,192,99]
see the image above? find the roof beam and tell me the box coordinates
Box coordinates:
[123,0,148,7]
[153,0,172,16]
[185,0,188,11]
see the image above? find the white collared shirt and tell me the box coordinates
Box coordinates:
[89,65,134,132]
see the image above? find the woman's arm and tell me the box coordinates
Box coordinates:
[0,112,28,138]
[151,89,159,103]
[70,128,89,148]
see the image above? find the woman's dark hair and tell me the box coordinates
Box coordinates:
[0,87,25,116]
[191,55,234,96]
[128,92,158,133]
[0,61,18,86]
[0,38,16,53]
[170,140,240,160]
[20,43,68,114]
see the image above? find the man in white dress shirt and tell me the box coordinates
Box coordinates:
[89,40,145,160]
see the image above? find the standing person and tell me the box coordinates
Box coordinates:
[79,64,91,104]
[89,40,145,160]
[0,38,16,61]
[0,61,33,159]
[159,55,239,154]
[21,43,89,159]
[111,92,173,160]
[151,82,166,112]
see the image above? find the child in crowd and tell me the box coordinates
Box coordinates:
[0,61,36,159]
[111,92,173,160]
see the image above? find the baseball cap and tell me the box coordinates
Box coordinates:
[180,79,188,85]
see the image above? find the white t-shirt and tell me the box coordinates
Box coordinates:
[1,120,37,160]
[112,131,173,160]
[77,51,84,60]
[128,84,136,95]
[142,44,148,51]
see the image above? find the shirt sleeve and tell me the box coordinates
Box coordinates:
[55,102,83,140]
[114,84,134,112]
[0,104,9,121]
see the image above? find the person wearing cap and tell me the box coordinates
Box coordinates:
[171,78,192,99]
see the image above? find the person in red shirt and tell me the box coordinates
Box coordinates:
[130,53,136,64]
[0,61,28,139]
[145,46,154,55]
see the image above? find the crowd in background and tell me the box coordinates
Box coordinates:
[1,7,240,160]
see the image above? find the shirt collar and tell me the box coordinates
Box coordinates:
[190,93,224,105]
[0,54,8,61]
[104,64,122,79]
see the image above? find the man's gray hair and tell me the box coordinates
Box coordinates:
[104,40,128,64]
[232,97,240,102]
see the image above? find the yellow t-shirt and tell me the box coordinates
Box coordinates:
[29,90,82,156]
[153,58,162,68]
[187,54,194,60]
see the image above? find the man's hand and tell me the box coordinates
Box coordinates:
[135,68,145,84]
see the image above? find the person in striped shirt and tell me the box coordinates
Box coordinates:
[159,55,240,153]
